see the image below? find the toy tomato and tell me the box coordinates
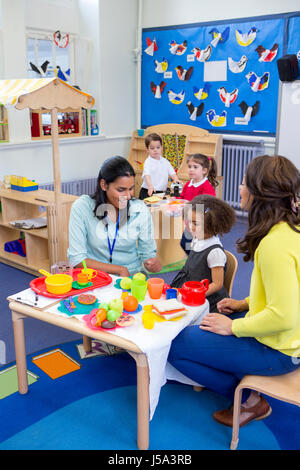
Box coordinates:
[162,283,171,294]
[123,295,138,312]
[95,308,107,326]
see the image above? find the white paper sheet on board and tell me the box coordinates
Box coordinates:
[204,60,227,82]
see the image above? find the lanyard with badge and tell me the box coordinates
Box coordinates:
[105,213,120,263]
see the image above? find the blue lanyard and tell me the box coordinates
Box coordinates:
[106,213,120,263]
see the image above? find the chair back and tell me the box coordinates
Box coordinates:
[224,250,238,297]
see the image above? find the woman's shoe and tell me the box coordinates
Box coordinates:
[213,395,272,428]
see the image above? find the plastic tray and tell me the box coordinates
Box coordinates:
[30,268,112,298]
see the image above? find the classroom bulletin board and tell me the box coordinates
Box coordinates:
[141,12,300,136]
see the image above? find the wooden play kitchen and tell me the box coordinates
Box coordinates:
[128,123,223,266]
[0,78,95,275]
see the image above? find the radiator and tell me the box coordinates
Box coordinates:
[40,177,98,196]
[222,141,265,209]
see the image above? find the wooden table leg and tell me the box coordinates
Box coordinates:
[12,311,28,394]
[128,352,150,450]
[83,335,92,353]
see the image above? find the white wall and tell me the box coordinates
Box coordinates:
[142,0,300,27]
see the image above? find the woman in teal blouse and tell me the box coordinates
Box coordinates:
[68,156,162,276]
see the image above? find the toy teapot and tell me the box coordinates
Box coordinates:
[179,279,209,306]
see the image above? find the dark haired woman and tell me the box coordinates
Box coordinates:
[168,155,300,428]
[68,156,162,276]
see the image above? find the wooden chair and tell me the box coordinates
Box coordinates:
[230,367,300,450]
[224,250,238,297]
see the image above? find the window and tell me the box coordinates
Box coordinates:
[27,30,75,84]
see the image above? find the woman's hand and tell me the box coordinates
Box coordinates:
[117,266,130,277]
[144,257,162,273]
[200,313,233,336]
[217,298,248,314]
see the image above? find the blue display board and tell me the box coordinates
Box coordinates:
[141,13,299,136]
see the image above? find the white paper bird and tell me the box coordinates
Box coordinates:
[154,58,168,73]
[191,45,212,62]
[246,71,270,92]
[228,55,248,73]
[218,87,239,108]
[168,89,185,105]
[206,109,227,127]
[169,40,187,55]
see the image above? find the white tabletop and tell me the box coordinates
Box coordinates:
[13,275,209,420]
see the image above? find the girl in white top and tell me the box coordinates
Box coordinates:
[139,133,181,199]
[171,194,236,312]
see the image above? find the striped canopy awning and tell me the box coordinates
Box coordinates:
[0,78,95,108]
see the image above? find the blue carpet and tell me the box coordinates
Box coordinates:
[1,339,298,451]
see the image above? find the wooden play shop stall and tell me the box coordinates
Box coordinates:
[0,78,95,275]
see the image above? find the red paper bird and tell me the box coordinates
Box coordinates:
[218,87,239,108]
[255,43,278,62]
[150,81,166,98]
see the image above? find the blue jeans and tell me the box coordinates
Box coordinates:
[168,312,300,403]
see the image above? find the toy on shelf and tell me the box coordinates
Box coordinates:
[4,238,26,257]
[10,175,38,192]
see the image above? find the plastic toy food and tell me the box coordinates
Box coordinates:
[123,295,139,312]
[116,314,135,327]
[107,309,122,322]
[77,294,97,305]
[120,277,132,290]
[133,272,146,282]
[99,302,109,311]
[95,308,107,326]
[109,298,123,314]
[101,320,116,329]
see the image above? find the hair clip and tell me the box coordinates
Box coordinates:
[291,197,300,215]
[204,207,211,214]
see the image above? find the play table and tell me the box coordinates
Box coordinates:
[8,276,209,450]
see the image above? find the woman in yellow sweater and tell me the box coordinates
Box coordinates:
[168,155,300,428]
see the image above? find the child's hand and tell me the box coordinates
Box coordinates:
[144,257,162,273]
[148,185,155,196]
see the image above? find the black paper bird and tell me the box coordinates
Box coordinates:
[186,101,204,121]
[239,100,260,119]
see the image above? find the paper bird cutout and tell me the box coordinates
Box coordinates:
[150,81,166,99]
[206,109,227,127]
[29,60,50,77]
[191,45,212,62]
[228,55,248,73]
[209,27,230,47]
[187,102,204,121]
[175,65,194,81]
[145,37,158,56]
[53,30,69,48]
[234,100,260,125]
[193,83,211,100]
[218,87,239,108]
[168,89,185,105]
[246,71,270,92]
[255,43,278,62]
[235,27,258,47]
[169,40,187,55]
[55,65,71,82]
[154,58,168,73]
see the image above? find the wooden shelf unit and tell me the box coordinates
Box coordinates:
[128,123,223,199]
[0,187,77,275]
[0,104,9,142]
